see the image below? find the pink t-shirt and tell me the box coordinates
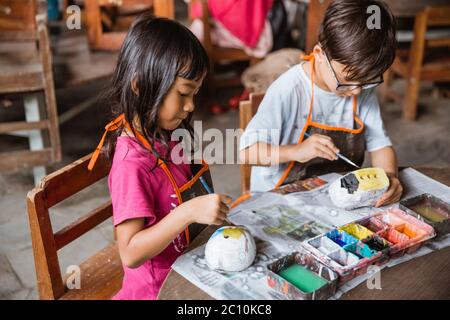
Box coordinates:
[108,136,192,300]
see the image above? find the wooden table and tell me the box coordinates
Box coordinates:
[158,167,450,300]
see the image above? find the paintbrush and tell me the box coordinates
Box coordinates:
[199,176,233,225]
[303,132,360,169]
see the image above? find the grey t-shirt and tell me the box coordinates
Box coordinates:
[239,63,392,192]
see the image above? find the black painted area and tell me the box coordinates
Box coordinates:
[340,173,359,194]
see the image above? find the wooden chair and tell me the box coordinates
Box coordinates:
[0,0,61,184]
[381,4,450,120]
[305,0,332,54]
[26,153,123,300]
[239,92,265,195]
[85,0,174,50]
[189,0,262,95]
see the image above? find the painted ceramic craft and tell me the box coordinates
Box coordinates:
[329,167,390,210]
[205,226,257,272]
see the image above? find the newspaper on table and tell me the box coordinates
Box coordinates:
[172,168,450,300]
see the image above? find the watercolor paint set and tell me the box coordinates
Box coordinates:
[400,194,450,237]
[266,208,436,299]
[302,208,436,280]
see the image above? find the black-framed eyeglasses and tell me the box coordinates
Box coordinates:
[322,49,384,92]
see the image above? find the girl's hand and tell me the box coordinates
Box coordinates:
[292,133,339,163]
[375,174,403,207]
[181,194,232,225]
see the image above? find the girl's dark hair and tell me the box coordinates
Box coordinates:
[318,0,397,82]
[104,14,209,164]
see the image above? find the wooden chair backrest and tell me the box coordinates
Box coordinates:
[414,5,450,48]
[188,0,212,54]
[85,0,174,50]
[27,153,112,299]
[424,5,450,27]
[0,0,39,41]
[239,92,265,195]
[0,0,61,166]
[305,0,332,54]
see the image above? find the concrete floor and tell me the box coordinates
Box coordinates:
[1,73,449,299]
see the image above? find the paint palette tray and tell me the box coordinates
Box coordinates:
[376,208,436,257]
[308,235,342,255]
[400,193,450,237]
[300,208,436,283]
[302,232,382,283]
[266,250,338,300]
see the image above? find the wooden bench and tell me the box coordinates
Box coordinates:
[27,153,123,300]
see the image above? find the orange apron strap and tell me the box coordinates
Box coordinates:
[272,53,315,189]
[273,125,308,190]
[125,121,199,246]
[91,114,201,246]
[230,192,252,209]
[88,114,125,171]
[297,52,315,125]
[179,163,209,192]
[301,53,315,61]
[352,96,364,133]
[305,54,315,124]
[184,228,190,246]
[125,121,184,202]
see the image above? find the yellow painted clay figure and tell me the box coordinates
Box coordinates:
[354,168,390,192]
[329,167,390,210]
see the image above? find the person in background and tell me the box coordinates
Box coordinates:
[239,0,403,207]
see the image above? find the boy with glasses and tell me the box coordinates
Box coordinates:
[239,0,402,207]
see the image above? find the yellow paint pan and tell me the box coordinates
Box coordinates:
[339,223,374,240]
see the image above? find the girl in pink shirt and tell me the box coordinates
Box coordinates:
[93,15,231,300]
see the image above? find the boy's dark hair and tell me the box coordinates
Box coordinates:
[104,14,209,163]
[318,0,396,82]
